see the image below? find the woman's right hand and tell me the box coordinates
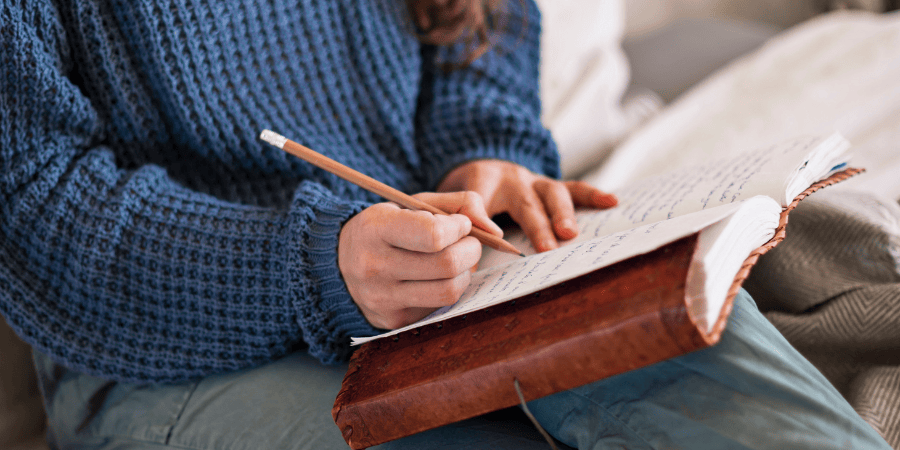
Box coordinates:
[338,191,502,330]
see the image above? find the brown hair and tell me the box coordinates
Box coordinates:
[406,0,505,66]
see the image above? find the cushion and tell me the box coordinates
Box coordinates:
[583,10,900,201]
[536,0,661,179]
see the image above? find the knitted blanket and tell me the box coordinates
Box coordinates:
[744,189,900,448]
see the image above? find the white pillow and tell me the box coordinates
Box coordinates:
[536,0,660,179]
[583,10,900,200]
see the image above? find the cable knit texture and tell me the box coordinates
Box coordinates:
[0,0,559,383]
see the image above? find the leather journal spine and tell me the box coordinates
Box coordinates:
[334,234,707,449]
[332,168,863,450]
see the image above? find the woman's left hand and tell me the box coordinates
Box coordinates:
[437,160,618,253]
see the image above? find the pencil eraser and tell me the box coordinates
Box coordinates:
[260,129,287,149]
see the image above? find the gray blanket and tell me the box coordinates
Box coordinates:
[744,189,900,448]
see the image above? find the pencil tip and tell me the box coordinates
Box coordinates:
[259,129,287,149]
[520,253,526,257]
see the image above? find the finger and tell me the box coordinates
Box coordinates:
[360,304,437,331]
[535,179,578,241]
[457,169,503,217]
[381,236,481,281]
[349,269,468,329]
[370,304,457,330]
[566,180,618,209]
[413,191,503,237]
[394,306,441,329]
[377,207,472,253]
[396,269,472,308]
[507,190,558,252]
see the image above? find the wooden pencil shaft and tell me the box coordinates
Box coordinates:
[282,140,441,214]
[260,130,521,255]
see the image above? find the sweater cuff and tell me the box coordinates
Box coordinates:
[426,141,562,191]
[288,182,379,364]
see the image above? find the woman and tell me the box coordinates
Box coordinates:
[0,0,890,448]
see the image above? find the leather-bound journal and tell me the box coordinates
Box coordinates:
[333,133,862,449]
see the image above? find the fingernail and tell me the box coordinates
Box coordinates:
[486,219,503,237]
[540,239,557,252]
[559,219,577,239]
[595,193,618,208]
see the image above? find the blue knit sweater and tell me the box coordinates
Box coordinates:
[0,0,559,383]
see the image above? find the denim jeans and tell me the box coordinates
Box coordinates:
[35,290,891,449]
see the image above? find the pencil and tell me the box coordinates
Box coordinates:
[259,129,525,257]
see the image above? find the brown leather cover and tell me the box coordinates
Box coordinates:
[332,168,863,449]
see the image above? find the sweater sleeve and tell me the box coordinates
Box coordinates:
[0,4,377,383]
[414,0,561,190]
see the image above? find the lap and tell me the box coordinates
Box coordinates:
[527,290,891,449]
[37,349,352,449]
[37,290,890,449]
[36,349,553,449]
